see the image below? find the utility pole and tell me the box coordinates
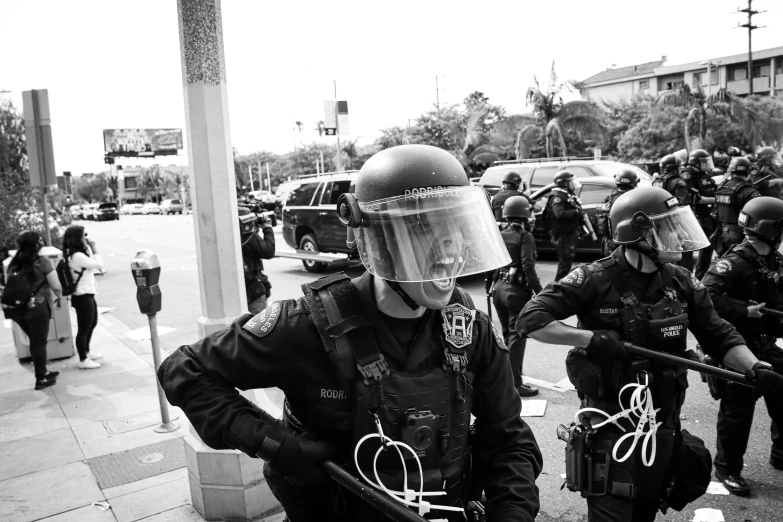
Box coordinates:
[334,80,343,171]
[737,0,763,95]
[435,75,440,112]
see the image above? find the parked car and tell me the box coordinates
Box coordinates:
[129,203,145,215]
[83,203,99,220]
[281,172,358,272]
[119,204,133,215]
[160,199,184,215]
[142,203,161,215]
[95,202,120,221]
[275,181,301,220]
[69,204,84,220]
[478,158,652,198]
[529,176,623,256]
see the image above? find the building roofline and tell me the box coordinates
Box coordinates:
[585,72,656,88]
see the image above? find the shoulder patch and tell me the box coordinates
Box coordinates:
[441,303,476,349]
[560,266,586,287]
[243,301,282,338]
[490,323,508,351]
[552,197,563,204]
[714,259,732,274]
[689,272,704,289]
[681,172,692,180]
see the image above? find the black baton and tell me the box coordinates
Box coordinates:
[761,307,783,318]
[621,342,753,387]
[320,460,428,522]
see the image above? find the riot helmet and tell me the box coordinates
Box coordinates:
[688,149,714,173]
[614,168,639,190]
[502,195,532,220]
[738,196,783,244]
[610,186,710,253]
[337,145,510,309]
[502,171,522,190]
[554,170,580,192]
[659,154,680,174]
[729,157,752,178]
[757,146,783,169]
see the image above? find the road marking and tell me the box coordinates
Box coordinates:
[524,376,575,393]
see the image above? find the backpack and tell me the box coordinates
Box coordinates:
[1,267,46,318]
[56,257,85,297]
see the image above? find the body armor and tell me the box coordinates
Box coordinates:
[715,178,752,225]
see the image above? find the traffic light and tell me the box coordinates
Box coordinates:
[104,156,115,165]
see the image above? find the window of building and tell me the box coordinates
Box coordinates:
[753,64,771,78]
[731,67,747,81]
[692,72,702,88]
[124,177,137,189]
[666,80,684,90]
[776,58,783,75]
[639,80,649,89]
[711,69,718,84]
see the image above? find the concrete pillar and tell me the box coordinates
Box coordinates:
[176,1,280,520]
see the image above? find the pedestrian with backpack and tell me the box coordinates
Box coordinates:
[62,226,104,369]
[1,231,63,390]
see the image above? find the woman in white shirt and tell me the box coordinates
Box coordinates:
[62,225,104,369]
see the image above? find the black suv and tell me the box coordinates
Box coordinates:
[95,202,120,221]
[477,157,651,197]
[282,172,358,272]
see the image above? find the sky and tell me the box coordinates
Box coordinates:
[1,0,780,176]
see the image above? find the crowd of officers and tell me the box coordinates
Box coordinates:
[157,144,783,522]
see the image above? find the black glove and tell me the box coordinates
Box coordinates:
[268,432,338,484]
[586,330,629,362]
[747,361,783,398]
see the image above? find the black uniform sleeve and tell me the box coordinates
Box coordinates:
[520,233,542,294]
[243,227,276,260]
[516,266,601,336]
[672,267,745,362]
[551,198,577,220]
[472,313,542,522]
[740,185,760,206]
[157,300,304,456]
[702,257,750,323]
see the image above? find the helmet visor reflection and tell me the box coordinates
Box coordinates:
[641,206,710,252]
[355,186,511,282]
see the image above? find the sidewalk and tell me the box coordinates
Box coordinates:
[0,308,284,522]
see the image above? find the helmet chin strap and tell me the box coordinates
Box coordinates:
[625,242,663,270]
[384,280,421,311]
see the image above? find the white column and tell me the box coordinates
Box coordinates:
[177,0,247,339]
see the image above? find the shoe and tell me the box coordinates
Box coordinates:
[44,371,60,379]
[78,359,101,369]
[516,384,539,397]
[87,352,103,360]
[715,470,751,496]
[35,376,56,390]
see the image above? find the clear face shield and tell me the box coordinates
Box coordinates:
[639,206,710,252]
[769,152,783,169]
[698,157,715,172]
[354,186,511,282]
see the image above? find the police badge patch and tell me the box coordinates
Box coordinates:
[243,301,282,338]
[560,266,586,287]
[715,259,732,274]
[441,303,476,349]
[689,273,704,289]
[552,197,563,204]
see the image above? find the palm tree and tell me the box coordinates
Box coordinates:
[525,63,607,157]
[655,83,758,151]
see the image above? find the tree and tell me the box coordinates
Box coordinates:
[525,62,607,157]
[655,83,757,151]
[616,105,689,163]
[375,126,409,150]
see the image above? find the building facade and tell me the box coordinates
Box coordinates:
[580,46,783,103]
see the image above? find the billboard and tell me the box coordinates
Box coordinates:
[103,128,183,156]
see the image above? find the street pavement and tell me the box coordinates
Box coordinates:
[1,213,782,521]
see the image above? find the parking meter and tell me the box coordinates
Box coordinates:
[131,250,162,315]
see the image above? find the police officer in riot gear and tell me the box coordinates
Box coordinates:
[714,157,759,256]
[546,170,583,281]
[158,145,542,522]
[653,155,689,205]
[492,196,542,398]
[751,149,783,199]
[702,196,783,496]
[596,168,639,255]
[517,186,783,521]
[492,171,531,221]
[680,149,717,277]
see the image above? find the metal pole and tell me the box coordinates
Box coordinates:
[748,0,753,95]
[265,162,271,193]
[320,461,428,522]
[31,91,52,246]
[40,186,52,246]
[435,76,440,111]
[334,80,343,171]
[707,63,712,97]
[148,313,179,432]
[622,342,753,387]
[248,163,255,192]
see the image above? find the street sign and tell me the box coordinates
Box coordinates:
[22,89,57,187]
[324,128,337,136]
[324,101,337,128]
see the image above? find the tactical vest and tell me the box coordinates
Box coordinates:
[301,273,476,513]
[715,178,751,224]
[546,187,579,232]
[728,244,783,330]
[566,257,689,428]
[652,171,679,193]
[595,189,622,237]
